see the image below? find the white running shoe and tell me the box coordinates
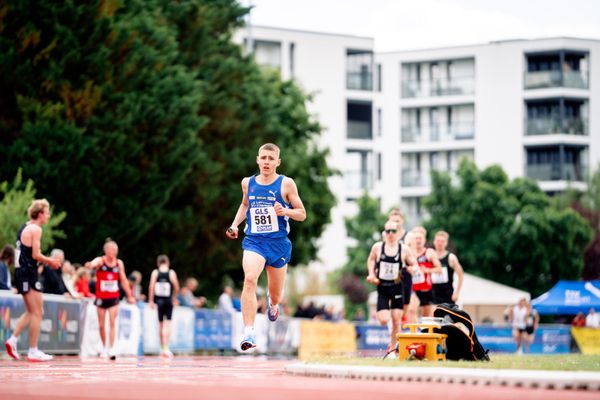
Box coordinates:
[5,338,20,360]
[108,348,117,361]
[161,349,174,359]
[27,349,53,362]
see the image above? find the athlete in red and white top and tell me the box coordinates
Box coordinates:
[88,239,135,360]
[407,226,442,318]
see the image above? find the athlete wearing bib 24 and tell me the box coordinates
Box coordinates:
[431,231,464,305]
[5,199,61,362]
[367,221,417,353]
[226,143,306,351]
[88,239,135,360]
[407,227,442,318]
[386,209,415,322]
[148,254,180,358]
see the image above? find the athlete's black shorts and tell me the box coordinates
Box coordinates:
[525,326,535,335]
[156,298,173,321]
[95,298,120,309]
[415,290,434,306]
[432,286,454,305]
[402,269,412,306]
[15,267,42,294]
[376,283,404,311]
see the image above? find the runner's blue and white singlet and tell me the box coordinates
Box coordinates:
[244,175,290,239]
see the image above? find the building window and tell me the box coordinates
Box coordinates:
[525,98,588,136]
[346,49,373,91]
[524,50,589,89]
[345,149,373,190]
[401,58,475,98]
[377,108,382,137]
[347,101,372,139]
[289,42,295,77]
[526,145,588,181]
[250,40,282,70]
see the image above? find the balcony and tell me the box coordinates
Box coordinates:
[402,76,475,98]
[525,117,587,136]
[401,122,474,142]
[524,70,588,90]
[345,171,373,190]
[526,163,586,181]
[430,122,475,141]
[347,72,373,91]
[402,170,431,187]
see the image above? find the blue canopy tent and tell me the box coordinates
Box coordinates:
[532,280,600,315]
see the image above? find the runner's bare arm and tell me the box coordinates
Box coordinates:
[148,269,158,305]
[426,249,443,274]
[226,178,250,239]
[170,270,180,303]
[402,245,417,271]
[277,177,306,221]
[449,253,464,301]
[118,260,135,303]
[29,226,60,268]
[366,242,381,284]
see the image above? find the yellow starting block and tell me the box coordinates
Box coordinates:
[396,322,447,361]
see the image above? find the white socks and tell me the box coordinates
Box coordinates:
[244,326,254,336]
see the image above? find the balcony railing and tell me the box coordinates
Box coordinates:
[401,170,431,187]
[525,117,587,136]
[526,163,586,181]
[347,120,372,139]
[401,75,475,98]
[524,70,588,89]
[430,122,475,141]
[347,72,373,91]
[345,171,374,190]
[401,122,474,142]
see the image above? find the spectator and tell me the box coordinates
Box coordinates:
[572,312,586,327]
[130,270,145,301]
[0,245,15,290]
[177,277,206,308]
[61,260,77,297]
[40,249,71,297]
[74,267,93,298]
[353,308,367,322]
[218,285,236,315]
[586,308,600,328]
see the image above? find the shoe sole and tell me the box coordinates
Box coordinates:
[5,342,20,361]
[240,342,256,351]
[27,357,52,362]
[109,355,116,360]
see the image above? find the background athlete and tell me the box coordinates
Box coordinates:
[431,231,464,305]
[5,199,61,362]
[88,239,135,360]
[226,143,306,351]
[367,220,417,353]
[148,254,180,358]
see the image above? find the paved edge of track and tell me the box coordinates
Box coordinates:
[284,363,600,391]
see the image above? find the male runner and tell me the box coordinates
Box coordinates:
[226,143,306,351]
[367,221,417,352]
[431,231,464,305]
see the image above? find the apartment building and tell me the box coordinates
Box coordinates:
[236,27,600,270]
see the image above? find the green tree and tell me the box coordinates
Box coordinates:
[0,0,336,297]
[332,193,387,317]
[0,170,66,251]
[423,159,592,296]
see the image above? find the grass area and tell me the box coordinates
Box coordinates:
[305,354,600,372]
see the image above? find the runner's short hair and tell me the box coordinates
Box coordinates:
[412,226,427,236]
[435,231,449,240]
[258,143,280,157]
[157,254,170,266]
[28,199,50,220]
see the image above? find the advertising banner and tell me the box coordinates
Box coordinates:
[571,327,600,355]
[476,324,571,354]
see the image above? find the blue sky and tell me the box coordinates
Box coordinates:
[246,0,600,51]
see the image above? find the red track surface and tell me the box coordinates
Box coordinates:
[0,356,597,400]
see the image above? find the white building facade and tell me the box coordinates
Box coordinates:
[236,27,600,271]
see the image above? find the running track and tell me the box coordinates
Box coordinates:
[0,356,597,400]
